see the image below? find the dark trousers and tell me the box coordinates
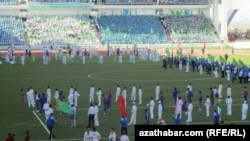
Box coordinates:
[48,126,55,140]
[88,114,95,128]
[121,127,127,135]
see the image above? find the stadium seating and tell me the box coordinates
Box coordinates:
[24,15,100,46]
[0,15,26,46]
[162,12,220,43]
[0,0,16,6]
[104,0,208,5]
[97,15,168,44]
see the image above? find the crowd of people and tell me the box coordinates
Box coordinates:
[24,15,100,46]
[16,74,249,140]
[2,45,249,140]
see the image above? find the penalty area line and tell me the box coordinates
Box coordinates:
[32,110,50,134]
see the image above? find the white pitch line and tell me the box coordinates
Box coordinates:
[32,110,50,134]
[33,111,136,141]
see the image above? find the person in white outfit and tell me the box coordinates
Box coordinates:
[91,127,101,141]
[98,54,103,64]
[179,60,182,71]
[69,85,74,95]
[120,130,129,141]
[130,84,136,101]
[47,86,52,104]
[62,53,67,64]
[20,54,25,66]
[198,63,203,75]
[83,126,92,141]
[242,101,248,120]
[186,101,193,123]
[147,97,155,119]
[205,96,210,117]
[26,88,35,107]
[68,92,74,104]
[96,88,102,106]
[73,89,80,107]
[178,96,183,118]
[187,83,192,92]
[108,128,116,141]
[218,82,223,99]
[43,101,50,120]
[118,54,123,64]
[158,101,163,120]
[29,87,35,108]
[138,86,143,104]
[94,103,99,126]
[122,87,127,108]
[226,85,232,97]
[115,85,121,102]
[82,54,86,64]
[155,83,160,101]
[226,96,233,116]
[128,102,137,125]
[89,85,95,103]
[226,68,231,81]
[186,59,189,72]
[214,66,219,78]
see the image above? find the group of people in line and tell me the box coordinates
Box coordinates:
[18,78,249,140]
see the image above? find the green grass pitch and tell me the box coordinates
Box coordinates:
[0,50,250,141]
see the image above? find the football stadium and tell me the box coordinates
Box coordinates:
[0,0,250,141]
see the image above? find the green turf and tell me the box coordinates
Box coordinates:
[0,50,250,141]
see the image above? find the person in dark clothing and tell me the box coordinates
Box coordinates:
[46,113,56,140]
[162,57,167,69]
[120,116,128,135]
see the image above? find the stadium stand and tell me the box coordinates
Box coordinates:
[104,0,208,5]
[24,15,101,46]
[161,10,220,43]
[97,15,168,44]
[0,15,26,46]
[0,0,16,6]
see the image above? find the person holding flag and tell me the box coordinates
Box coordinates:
[217,99,223,121]
[118,93,126,117]
[213,109,220,125]
[120,116,128,135]
[173,113,181,125]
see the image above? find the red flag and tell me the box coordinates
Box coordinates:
[174,95,179,116]
[178,41,181,48]
[118,95,126,116]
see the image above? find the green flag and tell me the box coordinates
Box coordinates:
[59,100,71,114]
[208,54,215,62]
[217,100,223,111]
